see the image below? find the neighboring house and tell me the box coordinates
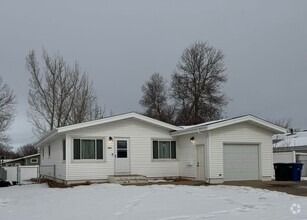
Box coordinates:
[273,131,307,177]
[273,131,307,153]
[2,153,40,167]
[35,112,285,185]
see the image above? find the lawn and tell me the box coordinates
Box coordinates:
[0,183,306,220]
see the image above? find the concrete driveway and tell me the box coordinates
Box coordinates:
[223,180,307,197]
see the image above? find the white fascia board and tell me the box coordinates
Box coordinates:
[132,113,181,131]
[5,153,41,163]
[206,115,287,133]
[20,153,41,159]
[34,129,58,148]
[171,115,287,137]
[35,112,181,147]
[171,127,208,136]
[58,112,181,133]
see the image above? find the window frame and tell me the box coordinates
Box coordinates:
[48,145,51,157]
[152,139,177,160]
[31,158,38,163]
[63,139,66,161]
[72,137,105,162]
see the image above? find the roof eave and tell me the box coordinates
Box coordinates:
[34,129,59,148]
[171,127,208,136]
[171,115,287,136]
[58,112,181,133]
[35,113,182,146]
[206,116,287,134]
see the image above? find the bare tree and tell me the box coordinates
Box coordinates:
[0,77,16,144]
[171,42,228,125]
[68,75,104,124]
[0,143,18,159]
[26,49,103,137]
[140,73,176,124]
[269,118,292,129]
[16,143,38,157]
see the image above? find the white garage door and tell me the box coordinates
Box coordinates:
[223,144,259,181]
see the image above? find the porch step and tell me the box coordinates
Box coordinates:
[108,174,148,184]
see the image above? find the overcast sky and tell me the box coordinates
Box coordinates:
[1,0,307,147]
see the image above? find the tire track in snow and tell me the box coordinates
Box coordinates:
[114,187,155,219]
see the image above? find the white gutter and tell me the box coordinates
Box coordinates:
[34,129,58,148]
[171,127,208,136]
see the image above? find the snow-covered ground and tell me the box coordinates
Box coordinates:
[0,184,306,220]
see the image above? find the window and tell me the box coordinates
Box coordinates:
[153,140,176,159]
[48,145,51,157]
[63,140,66,160]
[116,140,127,158]
[31,158,38,163]
[73,139,104,160]
[42,148,44,158]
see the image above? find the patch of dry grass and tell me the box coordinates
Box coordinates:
[32,178,92,188]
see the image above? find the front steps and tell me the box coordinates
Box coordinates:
[108,174,148,184]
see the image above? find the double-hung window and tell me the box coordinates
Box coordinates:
[153,140,176,159]
[73,139,104,160]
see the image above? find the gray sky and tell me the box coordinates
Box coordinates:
[1,0,307,147]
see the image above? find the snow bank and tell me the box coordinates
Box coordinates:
[0,184,306,220]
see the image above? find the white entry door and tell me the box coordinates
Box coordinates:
[196,145,205,180]
[115,139,130,174]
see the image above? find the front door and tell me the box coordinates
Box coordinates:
[115,139,130,174]
[196,145,205,180]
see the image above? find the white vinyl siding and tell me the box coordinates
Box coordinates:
[40,136,66,180]
[65,118,179,181]
[177,133,207,179]
[210,122,274,181]
[273,152,295,163]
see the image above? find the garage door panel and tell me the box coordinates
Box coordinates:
[224,144,259,181]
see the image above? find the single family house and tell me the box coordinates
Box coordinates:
[273,131,307,177]
[36,112,286,185]
[2,153,40,167]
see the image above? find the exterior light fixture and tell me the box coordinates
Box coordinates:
[109,137,113,142]
[190,137,195,143]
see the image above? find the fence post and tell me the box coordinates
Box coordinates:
[17,165,21,185]
[37,165,40,183]
[53,164,56,182]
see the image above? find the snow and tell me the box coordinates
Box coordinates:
[273,131,307,148]
[275,136,307,148]
[1,184,307,220]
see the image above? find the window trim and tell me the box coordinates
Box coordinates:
[72,137,105,162]
[152,139,177,160]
